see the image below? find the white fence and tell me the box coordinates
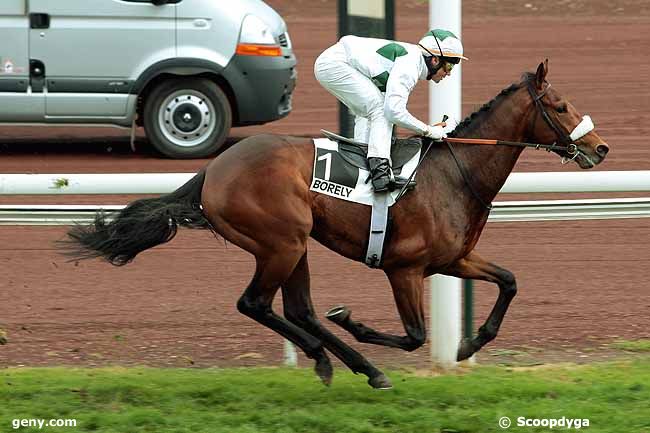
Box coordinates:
[2,171,650,368]
[3,171,650,195]
[2,198,650,225]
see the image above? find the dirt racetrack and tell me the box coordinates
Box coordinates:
[1,0,649,370]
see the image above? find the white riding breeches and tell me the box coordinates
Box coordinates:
[314,42,393,161]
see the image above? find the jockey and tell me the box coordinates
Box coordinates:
[314,29,467,192]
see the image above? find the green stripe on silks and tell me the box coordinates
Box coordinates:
[371,71,390,92]
[425,29,457,41]
[372,43,407,92]
[376,42,408,61]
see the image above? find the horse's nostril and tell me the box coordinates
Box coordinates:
[596,144,610,157]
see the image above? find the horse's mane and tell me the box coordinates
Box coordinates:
[447,72,536,138]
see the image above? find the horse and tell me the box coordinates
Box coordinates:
[64,61,609,389]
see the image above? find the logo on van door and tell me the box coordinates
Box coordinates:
[2,59,13,74]
[0,58,24,75]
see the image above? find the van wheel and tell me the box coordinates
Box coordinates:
[144,78,232,159]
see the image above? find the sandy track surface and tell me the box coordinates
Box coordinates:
[1,1,648,369]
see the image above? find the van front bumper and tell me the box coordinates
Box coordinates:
[223,53,297,126]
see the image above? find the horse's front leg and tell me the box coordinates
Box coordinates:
[443,251,517,361]
[326,267,427,352]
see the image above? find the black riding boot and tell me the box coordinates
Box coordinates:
[367,157,393,192]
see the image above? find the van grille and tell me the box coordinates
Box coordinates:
[278,33,288,47]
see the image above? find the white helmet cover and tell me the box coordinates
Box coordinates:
[419,29,468,60]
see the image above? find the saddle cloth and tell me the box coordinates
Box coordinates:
[310,136,421,207]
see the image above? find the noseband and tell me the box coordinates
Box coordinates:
[526,80,595,163]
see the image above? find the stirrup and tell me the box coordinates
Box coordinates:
[372,175,391,192]
[393,177,416,191]
[366,158,393,192]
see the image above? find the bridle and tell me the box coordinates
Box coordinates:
[525,79,595,164]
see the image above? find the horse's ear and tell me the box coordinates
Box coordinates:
[535,60,548,89]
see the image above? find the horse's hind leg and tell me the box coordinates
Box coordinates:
[443,251,517,361]
[325,267,427,352]
[281,252,391,389]
[236,250,331,379]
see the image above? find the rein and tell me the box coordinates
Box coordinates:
[444,137,577,155]
[445,140,493,210]
[392,137,494,210]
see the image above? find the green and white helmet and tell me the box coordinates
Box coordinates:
[418,29,468,61]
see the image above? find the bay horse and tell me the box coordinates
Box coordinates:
[65,61,609,389]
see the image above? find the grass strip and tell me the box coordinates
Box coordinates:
[1,358,650,433]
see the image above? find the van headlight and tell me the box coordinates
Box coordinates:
[236,15,282,57]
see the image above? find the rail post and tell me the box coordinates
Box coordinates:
[428,0,463,369]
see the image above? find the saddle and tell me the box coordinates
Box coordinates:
[319,130,423,268]
[320,130,421,177]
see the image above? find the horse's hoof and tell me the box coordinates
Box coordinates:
[325,305,351,325]
[314,357,333,387]
[368,374,392,390]
[457,338,476,361]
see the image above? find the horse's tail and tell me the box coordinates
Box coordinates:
[63,169,210,266]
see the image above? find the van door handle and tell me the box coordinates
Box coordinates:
[193,19,208,28]
[150,0,183,5]
[30,13,50,29]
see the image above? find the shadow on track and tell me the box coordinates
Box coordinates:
[0,127,241,158]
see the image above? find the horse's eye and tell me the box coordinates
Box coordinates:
[556,104,567,114]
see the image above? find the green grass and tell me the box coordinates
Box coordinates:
[610,339,650,352]
[1,359,650,433]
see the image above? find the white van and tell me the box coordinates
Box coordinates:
[0,0,296,158]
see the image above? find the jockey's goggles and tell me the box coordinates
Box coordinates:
[439,57,459,73]
[442,61,455,73]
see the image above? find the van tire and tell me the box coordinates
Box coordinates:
[143,78,232,159]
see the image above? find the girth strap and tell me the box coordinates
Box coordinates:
[365,192,391,268]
